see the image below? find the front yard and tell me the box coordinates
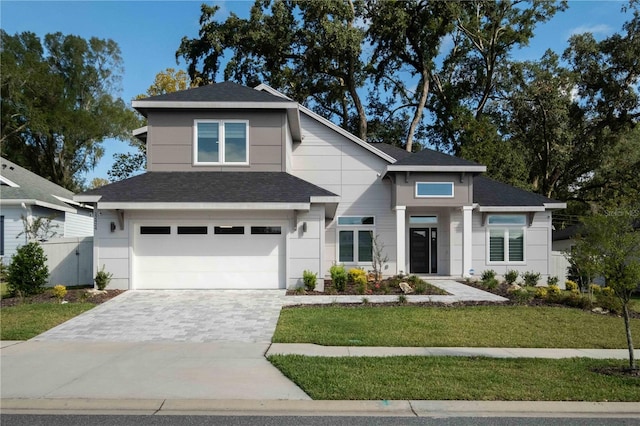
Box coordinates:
[273,305,640,348]
[268,355,640,401]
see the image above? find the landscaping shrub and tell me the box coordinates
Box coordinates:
[547,276,559,286]
[595,286,622,313]
[52,284,67,302]
[480,269,496,281]
[535,287,548,299]
[565,280,579,291]
[414,280,427,294]
[504,270,519,285]
[589,283,602,294]
[522,271,541,287]
[354,274,368,294]
[484,277,499,290]
[547,284,561,295]
[348,268,367,284]
[329,264,347,292]
[512,288,534,304]
[94,265,113,290]
[7,242,49,297]
[303,270,317,291]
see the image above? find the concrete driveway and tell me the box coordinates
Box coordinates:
[1,290,311,400]
[34,290,286,343]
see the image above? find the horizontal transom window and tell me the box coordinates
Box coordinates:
[140,226,171,235]
[487,214,527,225]
[337,216,374,226]
[251,226,282,235]
[410,216,438,224]
[415,182,454,198]
[214,226,244,235]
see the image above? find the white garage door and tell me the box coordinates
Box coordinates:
[133,223,285,289]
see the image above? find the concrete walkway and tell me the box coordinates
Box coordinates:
[283,279,507,305]
[267,343,640,360]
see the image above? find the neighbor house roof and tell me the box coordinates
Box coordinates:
[76,172,338,206]
[0,157,84,213]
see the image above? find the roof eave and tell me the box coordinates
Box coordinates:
[386,165,487,174]
[74,195,102,203]
[132,100,299,117]
[1,198,77,213]
[477,206,545,212]
[96,202,313,210]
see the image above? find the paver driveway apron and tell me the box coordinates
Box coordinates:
[34,290,286,343]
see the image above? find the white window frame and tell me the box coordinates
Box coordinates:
[486,214,526,265]
[337,216,375,264]
[415,182,454,198]
[193,119,249,165]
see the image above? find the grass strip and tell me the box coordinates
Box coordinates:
[1,303,96,340]
[274,305,640,348]
[269,355,640,401]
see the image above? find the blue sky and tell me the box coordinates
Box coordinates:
[1,1,633,184]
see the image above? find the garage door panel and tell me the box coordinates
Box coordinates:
[134,222,285,289]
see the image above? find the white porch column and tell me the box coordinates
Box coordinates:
[394,206,406,275]
[462,205,474,277]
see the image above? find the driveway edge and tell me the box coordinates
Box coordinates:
[2,399,640,417]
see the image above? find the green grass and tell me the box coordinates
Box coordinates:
[273,305,640,348]
[0,303,96,340]
[0,282,9,298]
[269,355,640,401]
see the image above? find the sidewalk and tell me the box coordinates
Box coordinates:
[267,343,640,360]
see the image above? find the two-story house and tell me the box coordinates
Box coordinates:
[76,82,565,290]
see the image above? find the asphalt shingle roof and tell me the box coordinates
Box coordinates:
[473,176,560,206]
[368,143,413,162]
[80,172,337,203]
[137,81,288,103]
[392,147,482,167]
[0,157,76,210]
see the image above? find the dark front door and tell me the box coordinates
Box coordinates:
[410,228,438,274]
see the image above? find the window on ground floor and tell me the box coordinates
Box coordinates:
[487,215,526,263]
[338,216,374,263]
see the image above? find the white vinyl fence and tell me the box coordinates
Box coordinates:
[551,250,571,288]
[40,237,93,287]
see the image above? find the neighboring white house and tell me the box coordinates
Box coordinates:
[76,82,566,291]
[0,157,93,264]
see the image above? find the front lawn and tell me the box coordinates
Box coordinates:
[268,355,640,401]
[0,303,96,340]
[273,305,640,348]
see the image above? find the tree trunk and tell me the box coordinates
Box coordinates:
[623,303,637,370]
[405,69,430,152]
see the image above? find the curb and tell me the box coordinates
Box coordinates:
[2,399,640,417]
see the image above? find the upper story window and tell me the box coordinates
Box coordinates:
[415,182,454,198]
[194,120,248,165]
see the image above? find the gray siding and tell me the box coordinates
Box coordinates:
[1,206,26,263]
[146,110,286,172]
[288,205,325,289]
[292,114,396,277]
[393,172,473,207]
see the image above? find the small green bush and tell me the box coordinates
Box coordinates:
[522,271,540,287]
[414,280,427,294]
[354,274,368,294]
[484,277,499,290]
[504,270,519,285]
[7,242,49,297]
[595,286,622,313]
[547,276,559,286]
[94,265,113,291]
[589,283,602,294]
[480,269,496,281]
[52,284,67,302]
[329,264,347,292]
[303,270,317,291]
[397,294,407,304]
[565,280,579,291]
[512,288,533,304]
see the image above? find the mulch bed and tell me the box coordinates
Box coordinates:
[286,279,449,296]
[0,288,125,307]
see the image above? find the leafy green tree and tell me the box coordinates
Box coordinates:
[7,242,49,297]
[89,177,110,189]
[0,31,140,191]
[573,210,640,370]
[177,1,369,139]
